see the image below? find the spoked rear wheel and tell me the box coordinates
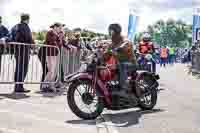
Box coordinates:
[67,80,104,120]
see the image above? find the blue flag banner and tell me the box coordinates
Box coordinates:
[128,13,138,42]
[193,14,200,42]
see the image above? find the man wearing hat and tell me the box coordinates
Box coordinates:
[0,16,9,74]
[14,13,34,93]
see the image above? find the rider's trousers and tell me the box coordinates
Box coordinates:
[119,62,136,89]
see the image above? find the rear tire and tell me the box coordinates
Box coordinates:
[67,80,104,120]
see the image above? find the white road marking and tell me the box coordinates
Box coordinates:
[102,115,119,133]
[0,127,22,133]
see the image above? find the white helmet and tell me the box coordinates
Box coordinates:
[142,32,151,42]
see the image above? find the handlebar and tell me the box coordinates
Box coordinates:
[97,64,116,69]
[138,52,154,56]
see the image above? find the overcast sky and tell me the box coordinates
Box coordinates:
[0,0,199,34]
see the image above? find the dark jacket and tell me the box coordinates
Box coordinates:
[68,39,82,50]
[15,23,34,54]
[0,25,9,39]
[0,25,9,54]
[58,31,69,49]
[15,23,34,44]
[45,30,60,56]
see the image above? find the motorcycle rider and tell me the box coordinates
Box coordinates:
[138,33,156,73]
[106,23,137,90]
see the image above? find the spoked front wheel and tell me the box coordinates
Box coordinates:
[137,75,158,110]
[67,80,104,120]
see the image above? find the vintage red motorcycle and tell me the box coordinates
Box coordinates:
[65,50,160,120]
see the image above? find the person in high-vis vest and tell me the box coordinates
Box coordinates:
[160,46,168,67]
[138,33,156,73]
[169,47,175,65]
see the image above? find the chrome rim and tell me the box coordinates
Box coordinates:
[74,83,99,114]
[138,79,152,105]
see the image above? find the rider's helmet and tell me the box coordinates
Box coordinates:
[142,32,151,42]
[108,23,122,36]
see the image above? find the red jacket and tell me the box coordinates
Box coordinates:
[139,41,155,54]
[45,30,60,56]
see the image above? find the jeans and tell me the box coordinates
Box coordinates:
[119,62,136,89]
[169,55,175,64]
[44,56,58,88]
[160,58,167,67]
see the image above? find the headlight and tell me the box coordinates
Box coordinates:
[145,54,153,60]
[93,57,98,63]
[78,63,87,72]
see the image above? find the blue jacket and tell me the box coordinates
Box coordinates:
[0,25,9,39]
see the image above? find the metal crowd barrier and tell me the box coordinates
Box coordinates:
[0,42,60,84]
[0,42,87,85]
[61,47,82,76]
[191,51,200,73]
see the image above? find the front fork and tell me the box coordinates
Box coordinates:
[91,69,98,97]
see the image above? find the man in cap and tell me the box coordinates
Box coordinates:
[14,13,34,93]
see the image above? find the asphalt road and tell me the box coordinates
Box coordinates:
[0,64,199,133]
[107,64,200,133]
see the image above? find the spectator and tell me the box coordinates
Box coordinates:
[42,22,63,92]
[160,46,168,67]
[14,13,34,93]
[0,16,9,74]
[86,38,93,51]
[38,42,48,90]
[67,32,82,74]
[55,29,68,88]
[169,47,175,65]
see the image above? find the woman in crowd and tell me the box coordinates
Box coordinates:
[42,22,64,92]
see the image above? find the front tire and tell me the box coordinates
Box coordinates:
[137,75,158,110]
[67,80,104,120]
[138,88,157,110]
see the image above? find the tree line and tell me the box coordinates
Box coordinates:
[135,19,192,48]
[32,27,108,42]
[32,19,192,48]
